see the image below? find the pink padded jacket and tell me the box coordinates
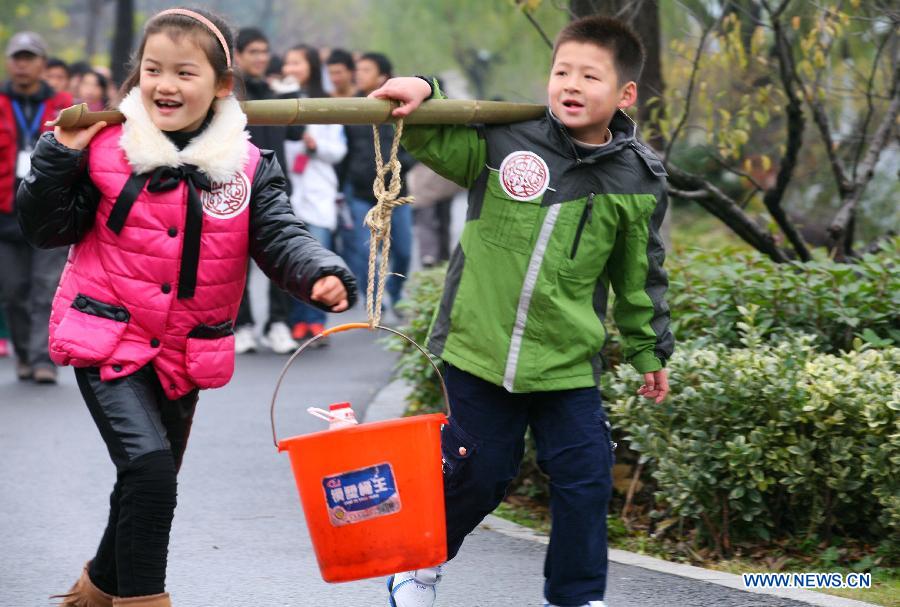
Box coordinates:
[48,91,261,398]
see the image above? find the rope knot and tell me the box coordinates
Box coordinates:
[365,120,414,327]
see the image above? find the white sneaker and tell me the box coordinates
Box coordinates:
[544,601,606,607]
[262,322,298,354]
[387,566,442,607]
[233,326,258,354]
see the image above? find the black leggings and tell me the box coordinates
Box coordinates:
[75,366,198,597]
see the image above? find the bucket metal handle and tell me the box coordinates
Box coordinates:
[269,322,451,449]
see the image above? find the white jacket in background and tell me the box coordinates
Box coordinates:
[284,123,347,230]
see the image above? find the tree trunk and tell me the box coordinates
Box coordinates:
[631,1,665,150]
[110,0,134,87]
[84,0,104,60]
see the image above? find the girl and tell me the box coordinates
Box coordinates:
[17,8,356,607]
[75,70,110,112]
[281,44,347,344]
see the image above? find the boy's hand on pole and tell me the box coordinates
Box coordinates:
[311,275,349,312]
[369,77,433,118]
[637,369,669,404]
[54,121,107,151]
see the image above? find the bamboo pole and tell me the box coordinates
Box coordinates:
[47,97,547,129]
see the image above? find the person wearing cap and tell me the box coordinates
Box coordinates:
[0,31,73,383]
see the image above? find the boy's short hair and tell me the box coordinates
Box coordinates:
[46,57,69,73]
[68,60,92,77]
[553,16,645,85]
[359,52,392,78]
[236,27,268,53]
[326,48,354,71]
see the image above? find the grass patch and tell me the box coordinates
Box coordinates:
[493,498,550,535]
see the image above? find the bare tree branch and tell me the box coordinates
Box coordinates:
[828,66,900,257]
[709,153,767,192]
[762,1,812,261]
[667,164,790,261]
[802,83,853,195]
[851,29,895,181]
[668,188,710,200]
[519,4,554,49]
[663,13,721,160]
[738,187,759,210]
[761,0,793,20]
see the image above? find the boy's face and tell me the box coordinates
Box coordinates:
[547,41,636,144]
[44,65,69,93]
[355,59,386,95]
[327,63,354,94]
[236,39,270,80]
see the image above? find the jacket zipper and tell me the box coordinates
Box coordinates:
[569,192,594,259]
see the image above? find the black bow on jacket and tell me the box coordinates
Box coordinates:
[106,164,211,299]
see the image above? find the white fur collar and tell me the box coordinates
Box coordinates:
[117,88,250,182]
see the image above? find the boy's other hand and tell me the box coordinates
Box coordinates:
[311,275,349,312]
[369,77,433,118]
[54,121,107,151]
[637,369,669,404]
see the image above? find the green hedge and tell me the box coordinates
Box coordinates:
[667,239,900,352]
[391,266,447,416]
[604,308,900,553]
[391,239,900,554]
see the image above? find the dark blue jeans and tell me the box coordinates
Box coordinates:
[441,365,614,605]
[290,224,334,326]
[339,190,412,307]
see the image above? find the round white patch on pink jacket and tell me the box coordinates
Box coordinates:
[202,171,251,219]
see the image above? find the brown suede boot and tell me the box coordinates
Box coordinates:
[51,562,114,607]
[111,594,171,606]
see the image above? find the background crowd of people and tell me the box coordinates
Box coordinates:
[0,27,463,379]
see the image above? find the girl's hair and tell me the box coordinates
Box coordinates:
[118,7,234,98]
[286,44,326,98]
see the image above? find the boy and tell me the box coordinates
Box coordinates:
[325,48,357,98]
[372,15,673,607]
[43,57,70,94]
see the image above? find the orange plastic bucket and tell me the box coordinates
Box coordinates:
[270,323,449,583]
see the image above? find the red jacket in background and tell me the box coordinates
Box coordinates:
[0,84,72,214]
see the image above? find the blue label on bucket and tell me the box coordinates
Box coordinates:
[322,462,402,526]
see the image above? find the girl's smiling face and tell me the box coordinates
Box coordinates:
[139,32,232,132]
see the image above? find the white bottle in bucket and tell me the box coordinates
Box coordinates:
[327,402,358,429]
[306,402,359,429]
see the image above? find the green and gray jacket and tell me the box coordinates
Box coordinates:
[402,104,674,393]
